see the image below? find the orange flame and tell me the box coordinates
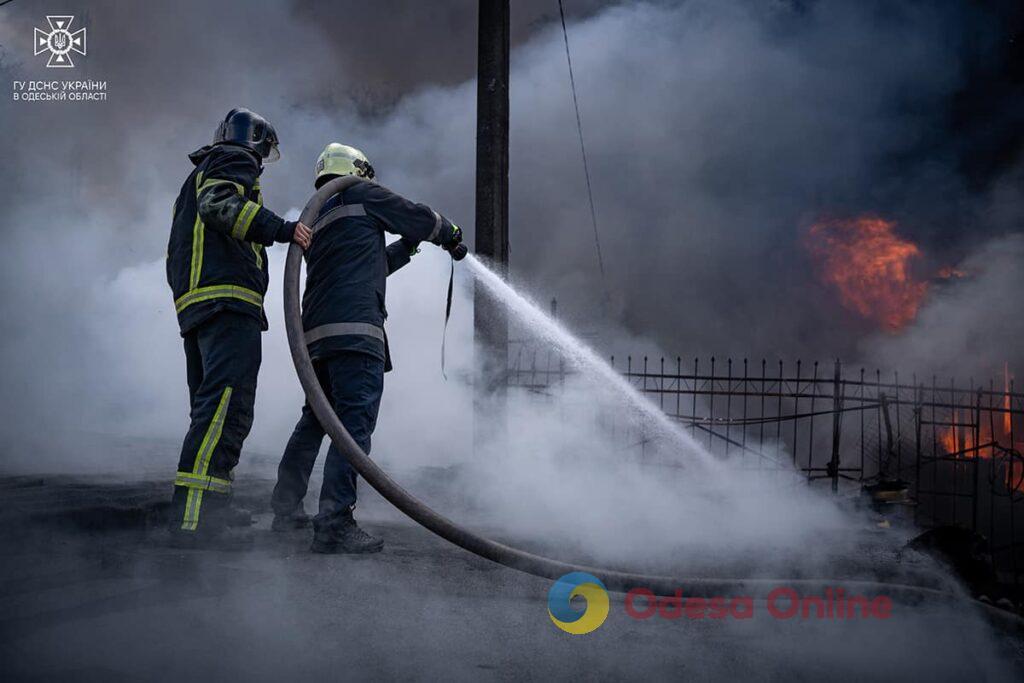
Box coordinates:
[938,413,978,459]
[938,426,958,456]
[937,365,1022,491]
[805,216,928,331]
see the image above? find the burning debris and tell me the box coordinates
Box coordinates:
[937,363,1023,492]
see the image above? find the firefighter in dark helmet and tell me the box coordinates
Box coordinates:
[270,143,463,553]
[166,108,312,546]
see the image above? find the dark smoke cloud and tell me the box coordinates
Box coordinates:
[497,0,1023,372]
[863,233,1024,381]
[290,0,619,111]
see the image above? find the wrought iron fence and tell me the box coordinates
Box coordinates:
[507,344,1024,588]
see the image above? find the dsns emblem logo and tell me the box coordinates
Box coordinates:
[34,16,87,68]
[547,572,609,634]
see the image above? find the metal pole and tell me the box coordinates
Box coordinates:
[474,0,510,450]
[793,360,802,469]
[725,358,733,458]
[921,385,929,524]
[880,392,894,480]
[895,371,903,476]
[1009,378,1019,592]
[973,388,982,532]
[808,360,819,481]
[988,380,996,561]
[709,357,716,450]
[829,359,843,493]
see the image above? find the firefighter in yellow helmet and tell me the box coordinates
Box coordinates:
[270,143,463,553]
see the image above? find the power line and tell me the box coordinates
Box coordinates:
[0,0,18,8]
[557,0,608,290]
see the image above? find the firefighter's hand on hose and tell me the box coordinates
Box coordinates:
[439,223,466,260]
[293,222,312,250]
[278,221,312,250]
[438,223,462,249]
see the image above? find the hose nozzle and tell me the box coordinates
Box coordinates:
[446,243,468,261]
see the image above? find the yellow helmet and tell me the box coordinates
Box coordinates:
[314,142,375,188]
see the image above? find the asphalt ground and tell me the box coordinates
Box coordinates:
[1,469,1022,681]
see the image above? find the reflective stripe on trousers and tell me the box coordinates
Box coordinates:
[174,472,232,494]
[180,386,233,531]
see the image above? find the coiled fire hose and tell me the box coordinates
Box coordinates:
[286,176,994,610]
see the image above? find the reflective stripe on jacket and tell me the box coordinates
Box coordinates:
[301,179,455,371]
[166,143,286,335]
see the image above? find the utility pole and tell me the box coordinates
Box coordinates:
[474,0,510,449]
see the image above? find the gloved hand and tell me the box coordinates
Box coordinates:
[438,222,463,249]
[439,223,466,260]
[400,237,421,256]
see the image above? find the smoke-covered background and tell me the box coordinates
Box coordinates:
[0,0,1018,489]
[1,0,1021,456]
[1,3,1022,678]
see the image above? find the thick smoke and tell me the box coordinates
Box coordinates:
[0,0,1019,540]
[863,233,1024,381]
[0,3,1020,676]
[1,0,1021,448]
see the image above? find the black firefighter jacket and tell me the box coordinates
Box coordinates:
[167,143,292,335]
[302,179,456,371]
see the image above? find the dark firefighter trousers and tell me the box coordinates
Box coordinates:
[171,311,261,531]
[271,352,384,531]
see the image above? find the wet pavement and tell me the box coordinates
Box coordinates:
[1,473,1022,681]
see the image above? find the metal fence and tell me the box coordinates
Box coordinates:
[507,345,1024,588]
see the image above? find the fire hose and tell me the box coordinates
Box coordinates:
[285,176,1011,614]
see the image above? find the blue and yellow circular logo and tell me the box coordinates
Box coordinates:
[547,572,610,634]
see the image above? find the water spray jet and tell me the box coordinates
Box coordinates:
[464,252,723,472]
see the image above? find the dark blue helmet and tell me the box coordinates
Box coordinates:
[213,108,280,162]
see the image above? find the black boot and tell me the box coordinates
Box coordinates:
[165,523,254,550]
[310,514,383,554]
[164,491,253,549]
[272,510,312,531]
